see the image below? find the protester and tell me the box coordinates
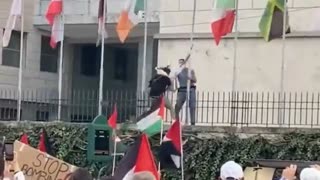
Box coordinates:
[172,58,197,125]
[68,168,93,180]
[148,66,175,118]
[280,164,297,180]
[219,161,244,180]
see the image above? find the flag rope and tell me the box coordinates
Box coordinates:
[17,0,24,122]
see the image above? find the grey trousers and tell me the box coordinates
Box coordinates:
[175,88,196,125]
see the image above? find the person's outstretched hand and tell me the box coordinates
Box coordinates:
[281,164,297,180]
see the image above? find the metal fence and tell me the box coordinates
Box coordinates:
[1,89,320,128]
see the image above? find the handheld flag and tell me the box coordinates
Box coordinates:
[37,128,52,155]
[211,0,236,45]
[108,104,117,129]
[20,133,29,145]
[113,134,159,180]
[159,120,182,169]
[259,0,290,42]
[136,96,164,137]
[45,0,63,48]
[3,0,22,47]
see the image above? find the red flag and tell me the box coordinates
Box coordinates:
[45,0,63,48]
[158,96,165,119]
[134,134,159,180]
[108,104,117,129]
[37,129,52,154]
[20,133,29,145]
[159,120,182,169]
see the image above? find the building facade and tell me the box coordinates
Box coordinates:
[0,0,320,126]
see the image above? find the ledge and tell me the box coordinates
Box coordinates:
[154,32,320,40]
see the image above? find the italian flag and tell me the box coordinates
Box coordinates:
[211,0,236,45]
[112,134,159,180]
[136,97,164,137]
[116,0,144,43]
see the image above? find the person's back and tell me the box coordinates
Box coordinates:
[149,74,171,97]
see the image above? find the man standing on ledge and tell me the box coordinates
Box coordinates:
[172,57,197,125]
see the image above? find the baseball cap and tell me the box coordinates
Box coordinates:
[300,167,320,180]
[220,161,244,180]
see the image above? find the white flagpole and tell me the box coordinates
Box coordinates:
[98,0,107,115]
[141,0,148,93]
[179,120,184,180]
[57,7,65,121]
[111,129,117,175]
[279,0,287,125]
[231,0,239,92]
[17,0,24,122]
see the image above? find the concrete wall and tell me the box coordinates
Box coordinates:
[158,0,320,92]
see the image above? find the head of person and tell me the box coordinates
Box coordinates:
[68,168,92,180]
[300,167,320,180]
[219,161,244,180]
[132,172,156,180]
[178,59,185,66]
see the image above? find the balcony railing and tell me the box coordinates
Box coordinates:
[1,89,320,128]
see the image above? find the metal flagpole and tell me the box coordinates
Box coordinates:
[111,129,117,175]
[231,0,239,123]
[231,0,239,92]
[141,0,148,93]
[98,0,107,115]
[17,0,24,122]
[279,0,287,125]
[57,7,65,121]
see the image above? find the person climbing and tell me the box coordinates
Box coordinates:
[148,66,175,119]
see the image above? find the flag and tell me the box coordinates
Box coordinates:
[20,133,29,145]
[211,0,236,45]
[37,128,52,155]
[259,0,290,42]
[136,96,164,137]
[2,0,22,47]
[159,120,182,169]
[45,0,63,48]
[108,104,117,129]
[96,0,108,46]
[113,134,159,180]
[116,0,144,43]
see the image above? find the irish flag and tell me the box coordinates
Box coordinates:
[136,96,164,137]
[113,134,159,180]
[211,0,236,45]
[116,0,144,43]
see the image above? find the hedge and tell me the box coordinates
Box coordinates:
[1,122,320,179]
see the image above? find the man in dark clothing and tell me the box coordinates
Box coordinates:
[148,66,175,119]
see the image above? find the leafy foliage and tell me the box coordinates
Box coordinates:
[2,122,320,179]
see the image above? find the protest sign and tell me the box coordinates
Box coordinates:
[14,140,77,180]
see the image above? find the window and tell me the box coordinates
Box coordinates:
[81,45,98,76]
[114,48,128,81]
[36,111,49,121]
[0,108,19,121]
[2,31,21,67]
[40,36,58,73]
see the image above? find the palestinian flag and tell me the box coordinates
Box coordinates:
[211,0,236,45]
[136,96,164,137]
[116,0,144,43]
[259,0,290,42]
[20,133,29,145]
[113,134,159,180]
[108,104,117,129]
[159,120,182,170]
[37,128,52,155]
